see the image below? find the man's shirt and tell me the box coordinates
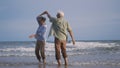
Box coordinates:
[48,17,72,40]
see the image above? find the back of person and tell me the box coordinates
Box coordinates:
[50,17,71,40]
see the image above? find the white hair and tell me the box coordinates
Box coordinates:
[57,11,64,17]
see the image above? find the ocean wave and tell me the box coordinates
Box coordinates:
[0,47,34,52]
[0,53,35,57]
[0,42,118,51]
[73,42,117,49]
[0,50,119,57]
[0,42,119,57]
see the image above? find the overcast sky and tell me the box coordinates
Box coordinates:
[0,0,120,41]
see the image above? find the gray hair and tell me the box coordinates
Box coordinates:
[57,11,64,17]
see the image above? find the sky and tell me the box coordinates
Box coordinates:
[0,0,120,41]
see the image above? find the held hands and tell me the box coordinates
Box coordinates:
[40,11,48,16]
[40,11,51,18]
[43,11,48,14]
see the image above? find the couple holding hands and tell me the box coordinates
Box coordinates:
[29,11,75,66]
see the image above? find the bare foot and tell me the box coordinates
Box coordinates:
[43,59,46,64]
[57,60,61,66]
[64,58,68,66]
[38,59,41,63]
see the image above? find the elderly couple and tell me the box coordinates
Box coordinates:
[29,11,75,66]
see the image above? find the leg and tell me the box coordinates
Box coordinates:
[55,38,61,66]
[61,40,68,65]
[35,41,41,62]
[40,41,46,64]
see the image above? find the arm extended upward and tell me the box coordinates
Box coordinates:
[38,11,51,19]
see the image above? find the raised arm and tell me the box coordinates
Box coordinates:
[38,11,51,19]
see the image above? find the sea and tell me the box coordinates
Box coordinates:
[0,40,120,68]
